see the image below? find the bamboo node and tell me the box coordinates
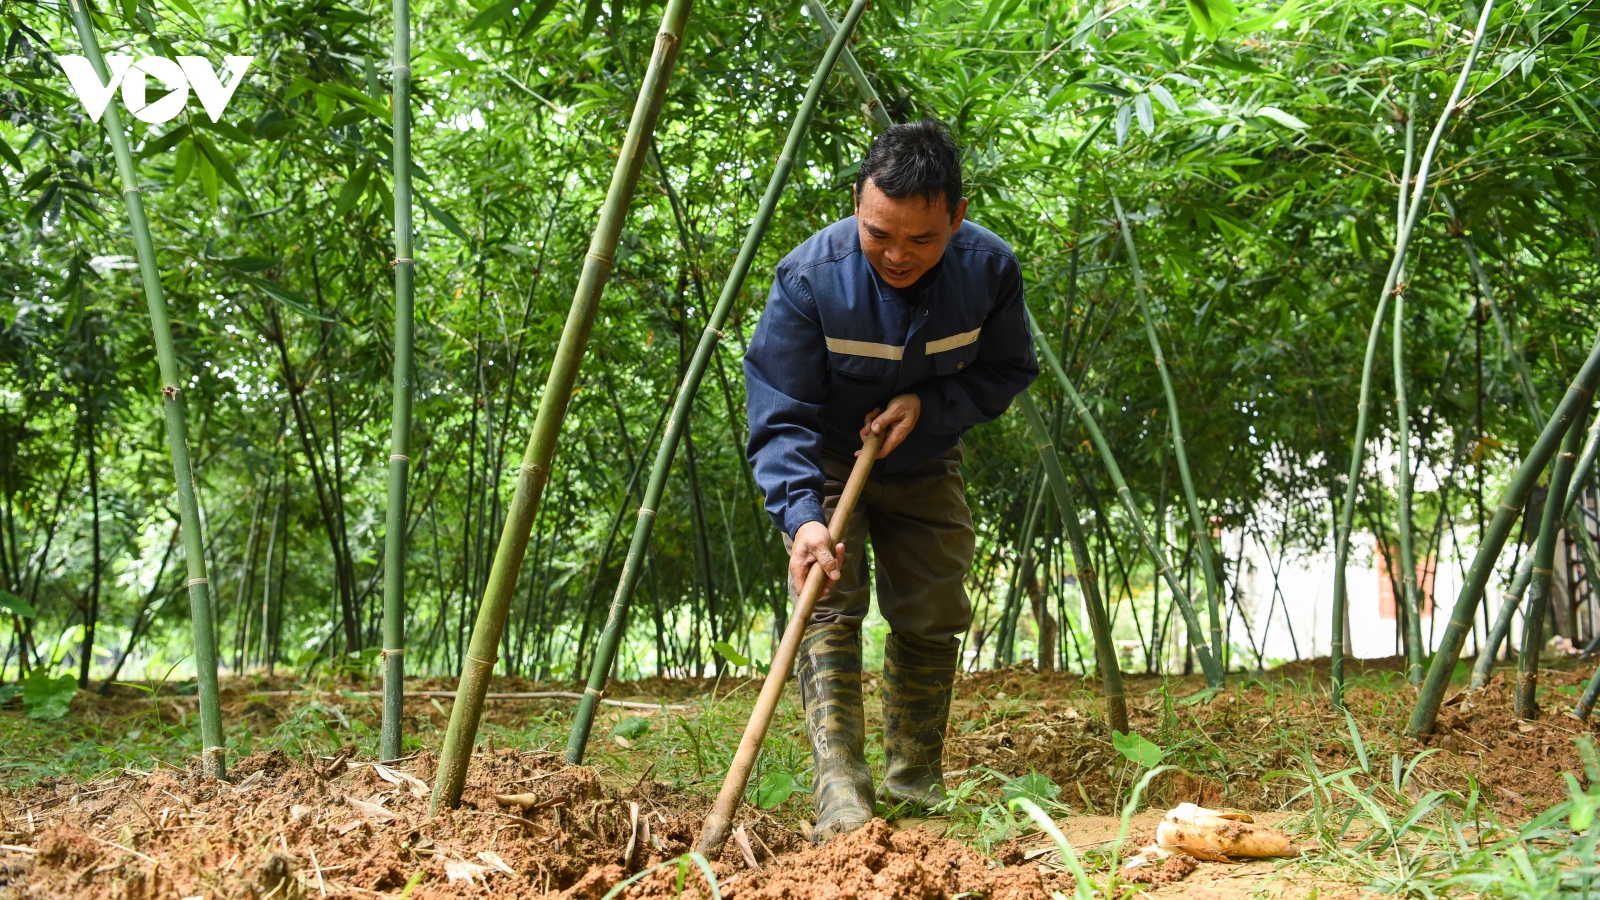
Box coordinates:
[186,577,208,587]
[390,454,411,463]
[584,686,604,698]
[162,385,181,399]
[520,463,549,478]
[1534,567,1554,576]
[381,648,405,658]
[465,652,497,670]
[637,507,657,519]
[393,257,414,266]
[585,252,614,266]
[394,65,413,76]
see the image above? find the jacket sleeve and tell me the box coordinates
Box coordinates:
[913,253,1039,434]
[745,263,830,537]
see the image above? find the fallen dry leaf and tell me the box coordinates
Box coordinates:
[371,764,429,798]
[477,850,515,875]
[344,796,395,822]
[445,859,492,884]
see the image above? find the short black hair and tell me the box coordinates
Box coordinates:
[853,119,963,219]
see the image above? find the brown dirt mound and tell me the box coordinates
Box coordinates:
[0,746,798,899]
[596,819,1064,900]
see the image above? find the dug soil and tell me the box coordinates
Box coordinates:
[1,654,1591,898]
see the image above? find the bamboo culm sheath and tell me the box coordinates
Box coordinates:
[1016,392,1128,734]
[1408,330,1600,737]
[1110,195,1225,678]
[1516,403,1588,716]
[1026,306,1224,686]
[1333,0,1495,706]
[431,0,694,812]
[67,0,226,780]
[563,0,872,764]
[380,0,416,765]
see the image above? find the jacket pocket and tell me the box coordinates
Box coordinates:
[828,351,895,385]
[932,341,980,376]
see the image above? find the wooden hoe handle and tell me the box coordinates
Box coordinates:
[695,431,885,856]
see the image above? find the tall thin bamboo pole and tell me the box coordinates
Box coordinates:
[1332,0,1495,705]
[1026,306,1223,686]
[562,0,871,764]
[996,478,1047,668]
[1516,403,1588,716]
[67,0,225,778]
[802,0,890,131]
[1408,330,1600,737]
[1471,409,1600,688]
[1109,194,1224,678]
[380,0,416,765]
[1392,89,1424,685]
[1017,391,1127,733]
[430,0,694,811]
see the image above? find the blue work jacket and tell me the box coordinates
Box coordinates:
[744,215,1039,537]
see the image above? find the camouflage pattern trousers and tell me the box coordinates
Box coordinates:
[781,443,976,646]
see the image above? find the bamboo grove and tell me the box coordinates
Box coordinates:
[4,0,1600,771]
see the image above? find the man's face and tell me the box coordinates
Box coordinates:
[854,178,968,289]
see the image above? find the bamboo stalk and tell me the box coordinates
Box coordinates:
[1393,89,1424,685]
[380,0,416,765]
[802,0,891,131]
[1333,0,1495,705]
[1471,409,1600,688]
[562,0,870,765]
[1026,306,1223,686]
[66,0,226,779]
[995,474,1046,668]
[695,431,883,856]
[1516,403,1588,716]
[1016,392,1127,733]
[430,0,694,812]
[1408,330,1600,737]
[1109,194,1225,680]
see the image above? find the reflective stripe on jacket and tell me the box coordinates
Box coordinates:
[744,215,1038,536]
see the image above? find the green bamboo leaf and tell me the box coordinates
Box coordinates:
[0,590,35,618]
[466,0,518,31]
[418,192,473,243]
[192,134,246,195]
[1149,83,1181,114]
[0,134,23,171]
[581,0,604,36]
[515,0,562,39]
[237,274,333,321]
[173,139,195,187]
[1135,93,1155,134]
[336,161,372,216]
[1255,105,1309,129]
[165,0,202,21]
[138,124,191,159]
[197,152,219,206]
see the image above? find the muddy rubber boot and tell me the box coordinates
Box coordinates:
[797,623,875,843]
[881,632,959,812]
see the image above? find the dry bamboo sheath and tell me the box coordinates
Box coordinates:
[696,430,884,855]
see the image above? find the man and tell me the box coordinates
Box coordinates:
[744,120,1038,842]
